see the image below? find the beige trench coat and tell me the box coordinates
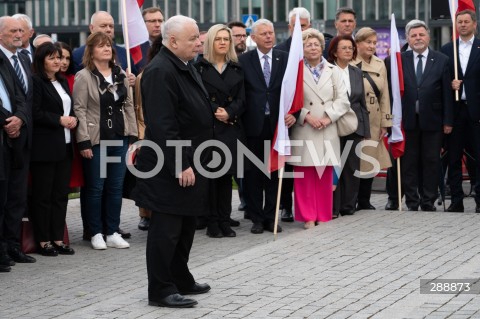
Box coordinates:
[353,55,392,172]
[288,62,350,167]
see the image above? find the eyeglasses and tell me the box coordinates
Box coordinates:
[214,37,230,42]
[144,19,163,24]
[304,42,322,49]
[339,46,355,51]
[232,34,247,39]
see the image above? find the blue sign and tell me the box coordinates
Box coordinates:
[242,14,258,32]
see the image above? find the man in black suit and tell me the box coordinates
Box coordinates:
[239,19,295,234]
[441,10,480,213]
[0,16,31,272]
[401,20,453,211]
[274,7,310,222]
[12,14,34,63]
[133,15,212,308]
[135,7,164,72]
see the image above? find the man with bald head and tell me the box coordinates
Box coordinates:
[72,11,138,77]
[133,15,212,308]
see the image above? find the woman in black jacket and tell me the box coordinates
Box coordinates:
[195,24,246,238]
[30,42,77,256]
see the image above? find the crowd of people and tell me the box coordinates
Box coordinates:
[0,4,479,309]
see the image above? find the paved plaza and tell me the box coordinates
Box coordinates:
[1,183,480,319]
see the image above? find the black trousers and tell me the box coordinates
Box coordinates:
[30,148,72,243]
[402,125,443,208]
[336,134,363,212]
[244,118,278,224]
[147,212,196,301]
[448,102,480,206]
[280,164,293,212]
[208,174,233,225]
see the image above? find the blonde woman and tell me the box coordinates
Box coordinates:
[353,27,392,211]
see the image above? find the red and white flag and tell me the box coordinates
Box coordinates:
[269,13,304,172]
[121,0,149,64]
[388,13,405,159]
[449,0,476,17]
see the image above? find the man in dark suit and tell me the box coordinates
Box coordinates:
[441,9,480,213]
[239,19,295,234]
[274,7,310,222]
[12,14,34,63]
[323,7,356,58]
[0,16,31,272]
[401,20,453,211]
[135,7,164,72]
[133,15,212,308]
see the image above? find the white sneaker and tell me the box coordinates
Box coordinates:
[106,232,130,249]
[91,233,107,250]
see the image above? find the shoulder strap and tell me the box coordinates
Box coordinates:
[362,70,381,100]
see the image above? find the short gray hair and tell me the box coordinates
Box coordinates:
[251,19,274,35]
[162,15,197,46]
[12,13,32,29]
[288,7,311,24]
[405,19,429,36]
[90,11,113,25]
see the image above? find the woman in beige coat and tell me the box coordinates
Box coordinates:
[353,27,392,211]
[288,28,350,229]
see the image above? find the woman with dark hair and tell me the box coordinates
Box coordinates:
[327,35,370,217]
[73,32,138,250]
[30,42,77,256]
[55,42,74,92]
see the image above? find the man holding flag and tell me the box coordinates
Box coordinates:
[441,7,480,213]
[239,19,293,234]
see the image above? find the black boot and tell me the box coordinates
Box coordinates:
[219,222,236,237]
[206,223,223,238]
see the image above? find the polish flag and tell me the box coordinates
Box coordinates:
[269,12,304,172]
[121,0,149,64]
[388,13,405,159]
[449,0,476,17]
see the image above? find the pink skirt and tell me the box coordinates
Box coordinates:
[293,166,333,222]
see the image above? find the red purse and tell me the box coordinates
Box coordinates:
[21,218,70,254]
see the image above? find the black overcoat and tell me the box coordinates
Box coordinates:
[132,47,214,216]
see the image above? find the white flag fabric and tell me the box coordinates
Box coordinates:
[388,13,403,144]
[121,0,149,48]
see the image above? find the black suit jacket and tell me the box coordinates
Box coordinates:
[441,38,480,123]
[238,49,289,137]
[275,37,291,52]
[348,65,370,137]
[401,49,453,131]
[31,75,74,162]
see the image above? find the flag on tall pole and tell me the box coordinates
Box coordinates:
[388,13,405,159]
[120,0,149,66]
[449,0,476,18]
[269,12,304,172]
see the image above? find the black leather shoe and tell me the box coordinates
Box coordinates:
[264,221,282,233]
[332,211,339,219]
[244,211,252,220]
[0,253,15,266]
[118,228,131,239]
[385,199,399,210]
[281,209,294,222]
[238,201,246,211]
[340,209,355,216]
[38,243,58,257]
[196,217,208,230]
[421,205,436,212]
[219,223,236,237]
[138,217,150,231]
[8,247,36,263]
[408,206,418,211]
[179,282,211,295]
[356,203,376,211]
[251,223,264,234]
[149,293,198,308]
[52,242,75,255]
[0,264,10,272]
[446,202,464,212]
[229,218,240,227]
[206,223,223,238]
[476,206,480,213]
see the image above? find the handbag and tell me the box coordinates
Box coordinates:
[21,218,70,254]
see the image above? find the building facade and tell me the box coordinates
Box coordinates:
[0,0,466,49]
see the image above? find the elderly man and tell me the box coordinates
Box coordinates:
[401,20,453,211]
[239,19,294,234]
[133,15,212,308]
[0,16,31,272]
[11,14,34,62]
[276,7,311,52]
[72,11,138,77]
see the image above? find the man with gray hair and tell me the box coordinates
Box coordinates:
[133,15,212,308]
[276,7,311,52]
[239,19,295,234]
[400,19,453,211]
[12,14,34,62]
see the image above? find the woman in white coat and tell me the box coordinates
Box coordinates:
[288,28,350,229]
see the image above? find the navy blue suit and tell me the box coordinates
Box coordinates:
[238,49,288,225]
[441,38,480,207]
[400,49,454,209]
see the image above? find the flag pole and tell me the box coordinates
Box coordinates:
[121,0,134,96]
[451,0,460,101]
[273,167,284,241]
[397,158,402,212]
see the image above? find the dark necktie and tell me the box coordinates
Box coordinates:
[12,54,27,93]
[262,55,271,115]
[416,54,423,85]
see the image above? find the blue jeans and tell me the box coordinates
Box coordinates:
[82,138,128,235]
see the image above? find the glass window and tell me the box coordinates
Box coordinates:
[240,0,248,15]
[326,0,336,20]
[205,0,212,22]
[168,0,177,16]
[365,0,375,20]
[406,0,416,19]
[100,0,107,11]
[192,0,201,22]
[352,1,362,20]
[378,0,388,20]
[215,0,226,22]
[392,0,402,18]
[180,0,188,16]
[263,0,273,21]
[313,0,325,20]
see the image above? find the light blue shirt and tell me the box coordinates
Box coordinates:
[0,75,12,112]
